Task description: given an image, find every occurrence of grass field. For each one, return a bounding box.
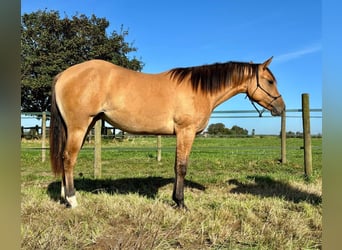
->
[21,136,322,249]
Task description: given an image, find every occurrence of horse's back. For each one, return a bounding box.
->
[56,59,170,91]
[54,60,179,134]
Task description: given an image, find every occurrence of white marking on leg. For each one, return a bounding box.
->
[61,186,65,199]
[66,195,78,208]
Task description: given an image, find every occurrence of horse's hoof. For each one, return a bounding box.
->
[66,195,78,208]
[173,202,188,211]
[180,204,189,211]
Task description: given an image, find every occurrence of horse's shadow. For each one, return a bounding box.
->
[47,175,321,206]
[47,176,206,202]
[228,175,322,205]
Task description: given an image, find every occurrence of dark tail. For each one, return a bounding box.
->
[49,74,66,176]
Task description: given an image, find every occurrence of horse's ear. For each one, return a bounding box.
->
[261,56,273,69]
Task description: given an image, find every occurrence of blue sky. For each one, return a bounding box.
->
[21,0,322,135]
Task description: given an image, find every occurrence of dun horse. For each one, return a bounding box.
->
[50,57,285,208]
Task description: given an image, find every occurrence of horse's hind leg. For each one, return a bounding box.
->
[62,128,88,208]
[60,172,66,204]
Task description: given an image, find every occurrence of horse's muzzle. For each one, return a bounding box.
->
[270,103,285,116]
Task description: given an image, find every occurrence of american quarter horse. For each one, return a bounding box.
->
[50,57,285,208]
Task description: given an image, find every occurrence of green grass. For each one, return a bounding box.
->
[21,136,322,249]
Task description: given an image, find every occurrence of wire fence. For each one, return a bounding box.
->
[21,108,322,140]
[21,95,322,178]
[20,108,322,160]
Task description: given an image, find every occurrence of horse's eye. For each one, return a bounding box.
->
[268,80,274,85]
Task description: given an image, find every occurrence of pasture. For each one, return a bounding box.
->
[21,136,322,249]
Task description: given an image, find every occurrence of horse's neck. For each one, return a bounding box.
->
[210,84,247,110]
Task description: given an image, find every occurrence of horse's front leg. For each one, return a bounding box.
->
[172,127,196,209]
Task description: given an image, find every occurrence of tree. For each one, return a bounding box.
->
[207,123,248,136]
[230,125,248,136]
[207,123,226,135]
[286,131,296,138]
[21,10,144,112]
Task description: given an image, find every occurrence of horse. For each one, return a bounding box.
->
[49,57,285,208]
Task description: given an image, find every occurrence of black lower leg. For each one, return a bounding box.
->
[172,163,187,209]
[172,188,184,207]
[63,168,76,208]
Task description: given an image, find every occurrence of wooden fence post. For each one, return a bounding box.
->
[157,135,162,162]
[94,119,102,178]
[281,110,286,164]
[302,93,312,178]
[41,111,46,162]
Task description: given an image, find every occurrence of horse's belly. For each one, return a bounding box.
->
[103,111,175,135]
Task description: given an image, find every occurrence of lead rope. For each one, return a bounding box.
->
[246,65,266,117]
[250,98,266,117]
[245,94,265,117]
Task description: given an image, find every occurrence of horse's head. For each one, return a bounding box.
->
[247,57,285,116]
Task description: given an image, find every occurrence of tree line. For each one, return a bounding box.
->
[21,10,144,112]
[207,123,248,136]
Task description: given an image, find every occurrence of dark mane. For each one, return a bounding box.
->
[169,61,258,93]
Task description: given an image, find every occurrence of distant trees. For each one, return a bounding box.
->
[207,123,248,136]
[280,131,322,138]
[285,131,303,138]
[205,124,322,138]
[207,123,226,135]
[21,10,144,112]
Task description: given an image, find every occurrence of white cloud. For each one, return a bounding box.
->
[274,43,321,63]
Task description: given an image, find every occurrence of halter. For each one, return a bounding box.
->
[246,66,282,117]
